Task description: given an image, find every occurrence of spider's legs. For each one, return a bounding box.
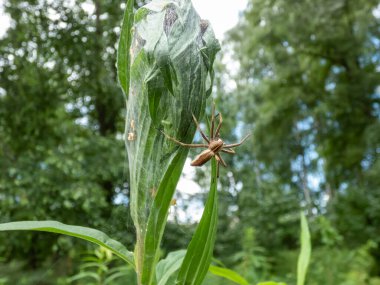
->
[216,153,227,167]
[215,153,227,178]
[161,131,208,148]
[221,148,235,154]
[214,112,223,138]
[210,102,215,139]
[224,134,251,148]
[214,158,220,178]
[192,114,210,143]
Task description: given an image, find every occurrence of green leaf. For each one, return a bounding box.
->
[297,213,311,285]
[0,221,134,267]
[105,270,132,285]
[68,271,101,283]
[123,0,220,284]
[257,281,286,285]
[156,250,186,285]
[79,262,108,271]
[176,158,219,285]
[117,0,134,97]
[209,265,249,285]
[141,149,188,284]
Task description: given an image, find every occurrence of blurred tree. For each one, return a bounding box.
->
[233,227,270,282]
[228,0,380,200]
[0,0,147,270]
[227,0,380,246]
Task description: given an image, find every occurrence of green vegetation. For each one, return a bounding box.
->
[67,247,135,284]
[0,0,379,284]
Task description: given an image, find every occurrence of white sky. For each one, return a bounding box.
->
[0,0,247,39]
[0,0,247,222]
[192,0,247,40]
[0,1,10,37]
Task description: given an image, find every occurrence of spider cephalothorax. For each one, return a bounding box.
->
[162,104,250,177]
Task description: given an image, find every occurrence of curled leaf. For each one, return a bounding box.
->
[118,0,220,284]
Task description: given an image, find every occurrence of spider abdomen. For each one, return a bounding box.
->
[191,149,215,166]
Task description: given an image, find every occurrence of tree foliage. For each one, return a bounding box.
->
[0,0,150,267]
[229,0,380,188]
[226,0,380,248]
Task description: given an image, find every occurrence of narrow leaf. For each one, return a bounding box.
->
[209,266,249,285]
[117,0,134,97]
[156,250,186,285]
[104,270,132,285]
[297,213,311,285]
[141,149,188,284]
[68,272,101,282]
[257,281,286,285]
[176,158,218,285]
[0,221,134,267]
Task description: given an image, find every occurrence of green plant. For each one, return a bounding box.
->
[67,246,135,285]
[201,212,311,285]
[233,227,270,282]
[0,257,68,285]
[306,241,379,285]
[0,0,228,284]
[0,257,7,285]
[254,212,311,285]
[316,216,343,247]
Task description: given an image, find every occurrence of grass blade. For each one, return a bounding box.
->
[176,158,218,285]
[209,265,249,285]
[257,281,286,285]
[297,213,311,285]
[0,221,134,267]
[142,150,188,284]
[117,0,134,97]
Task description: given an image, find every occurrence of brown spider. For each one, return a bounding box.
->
[162,104,250,177]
